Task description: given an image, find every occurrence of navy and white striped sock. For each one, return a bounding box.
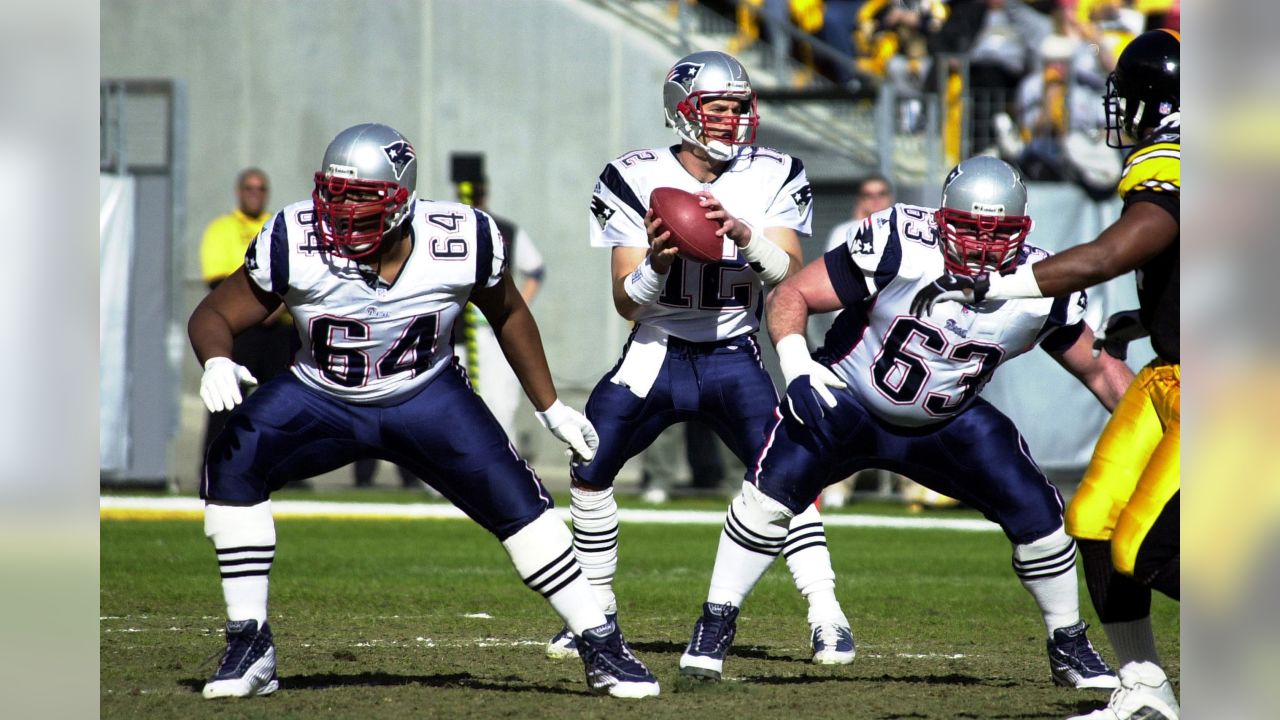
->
[503,511,605,636]
[708,483,792,608]
[1012,527,1081,636]
[569,486,619,615]
[783,504,846,625]
[204,501,275,626]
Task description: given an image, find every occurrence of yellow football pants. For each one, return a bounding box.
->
[1066,362,1180,576]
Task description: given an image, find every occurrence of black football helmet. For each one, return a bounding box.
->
[1104,29,1180,148]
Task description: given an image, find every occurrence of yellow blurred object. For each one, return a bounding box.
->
[944,68,963,166]
[901,478,960,511]
[1066,363,1179,578]
[734,0,763,51]
[791,0,824,34]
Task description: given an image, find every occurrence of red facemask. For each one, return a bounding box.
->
[676,92,759,147]
[935,208,1033,276]
[311,173,410,259]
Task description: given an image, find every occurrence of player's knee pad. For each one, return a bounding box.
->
[721,482,792,558]
[736,482,794,531]
[1012,526,1077,581]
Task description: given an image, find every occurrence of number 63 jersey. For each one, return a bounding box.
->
[245,198,505,404]
[817,203,1088,428]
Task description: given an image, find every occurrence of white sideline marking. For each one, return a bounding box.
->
[100,496,998,532]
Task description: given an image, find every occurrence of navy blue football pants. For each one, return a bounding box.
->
[754,392,1064,544]
[572,335,780,488]
[201,366,552,540]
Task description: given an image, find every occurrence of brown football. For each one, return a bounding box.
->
[649,186,728,264]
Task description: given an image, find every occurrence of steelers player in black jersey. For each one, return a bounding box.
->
[911,29,1181,720]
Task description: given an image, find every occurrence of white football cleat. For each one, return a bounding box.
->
[810,622,856,665]
[1067,661,1179,720]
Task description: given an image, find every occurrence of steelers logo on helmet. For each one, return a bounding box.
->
[936,156,1033,276]
[311,123,418,259]
[663,51,758,161]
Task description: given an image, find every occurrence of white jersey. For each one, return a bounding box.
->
[818,203,1087,427]
[589,145,813,342]
[246,198,505,404]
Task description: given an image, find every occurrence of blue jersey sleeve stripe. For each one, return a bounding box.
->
[600,164,646,218]
[874,209,903,291]
[823,247,869,307]
[474,209,496,286]
[269,212,289,295]
[1047,293,1071,327]
[785,156,805,185]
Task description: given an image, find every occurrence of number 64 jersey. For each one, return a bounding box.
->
[817,203,1088,428]
[245,198,505,404]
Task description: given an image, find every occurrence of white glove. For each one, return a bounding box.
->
[776,334,846,410]
[535,400,599,463]
[199,357,259,413]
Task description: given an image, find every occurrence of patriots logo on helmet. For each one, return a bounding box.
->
[382,141,416,181]
[666,62,704,90]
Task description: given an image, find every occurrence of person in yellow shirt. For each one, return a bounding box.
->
[198,168,296,461]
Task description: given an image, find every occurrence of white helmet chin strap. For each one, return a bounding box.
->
[678,125,738,162]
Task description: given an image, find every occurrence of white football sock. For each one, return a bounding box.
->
[708,483,793,607]
[1012,526,1081,636]
[204,501,275,625]
[568,485,619,615]
[1104,616,1161,666]
[783,504,847,625]
[502,510,606,636]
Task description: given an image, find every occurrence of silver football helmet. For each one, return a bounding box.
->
[663,50,758,161]
[312,123,418,259]
[937,156,1033,276]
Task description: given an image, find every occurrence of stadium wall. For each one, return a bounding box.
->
[101,0,1142,485]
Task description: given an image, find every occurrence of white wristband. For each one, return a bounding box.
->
[534,399,567,429]
[622,256,667,306]
[986,263,1044,300]
[739,230,792,285]
[774,334,812,387]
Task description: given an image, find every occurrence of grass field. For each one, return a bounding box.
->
[101,503,1179,719]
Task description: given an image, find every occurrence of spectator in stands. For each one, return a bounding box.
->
[198,169,295,466]
[996,32,1119,194]
[824,173,895,257]
[930,0,1050,155]
[819,0,865,87]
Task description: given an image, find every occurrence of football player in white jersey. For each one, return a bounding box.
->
[189,123,659,699]
[676,156,1134,690]
[545,50,855,668]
